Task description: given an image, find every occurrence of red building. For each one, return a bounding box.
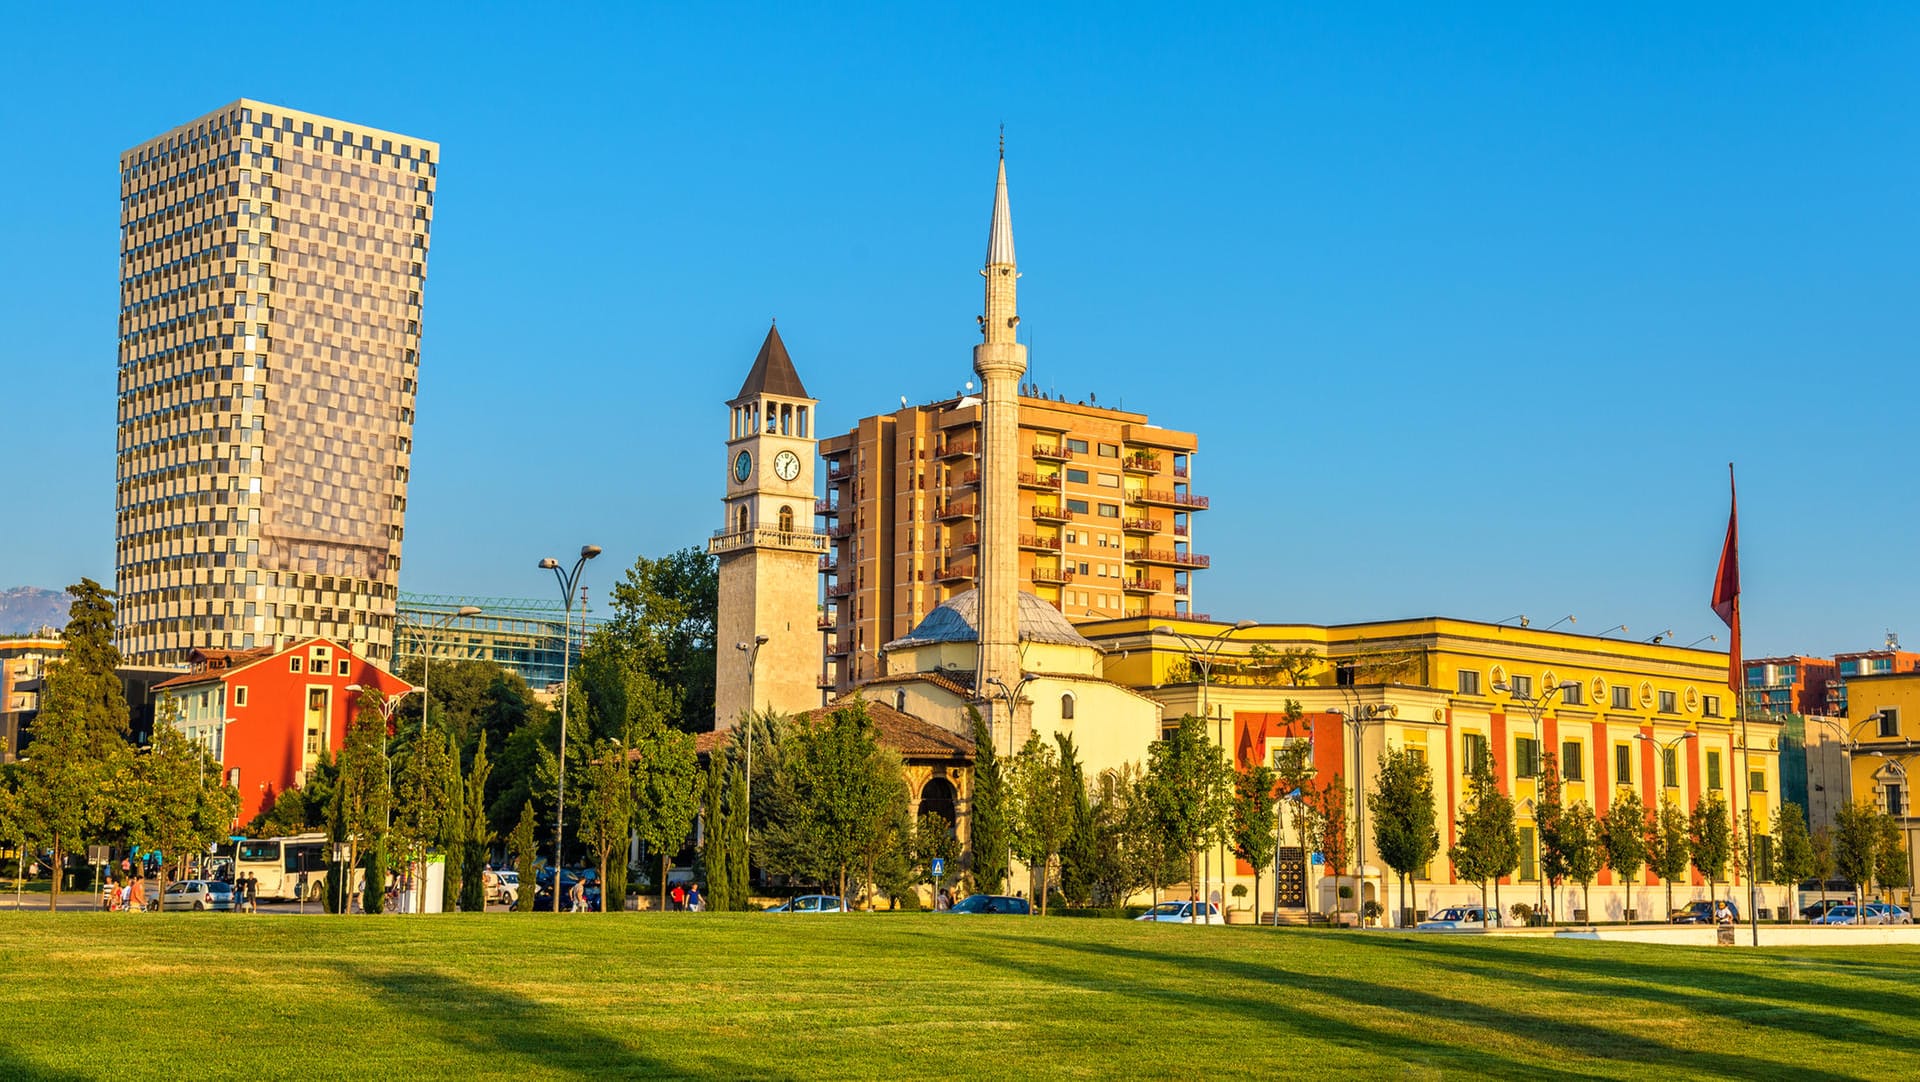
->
[155,638,412,824]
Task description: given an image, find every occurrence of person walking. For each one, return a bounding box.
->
[128,874,146,913]
[670,883,686,912]
[687,883,703,913]
[568,877,586,913]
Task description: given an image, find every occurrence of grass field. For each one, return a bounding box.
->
[1,913,1915,1080]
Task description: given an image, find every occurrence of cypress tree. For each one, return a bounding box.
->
[459,735,493,913]
[509,799,539,912]
[967,707,1009,894]
[701,752,730,912]
[726,761,750,908]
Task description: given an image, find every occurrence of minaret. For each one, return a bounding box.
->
[973,143,1027,704]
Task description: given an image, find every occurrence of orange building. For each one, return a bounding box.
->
[818,392,1205,693]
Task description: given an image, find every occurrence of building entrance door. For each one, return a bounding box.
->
[1275,847,1306,908]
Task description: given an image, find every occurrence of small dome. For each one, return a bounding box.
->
[885,589,1098,651]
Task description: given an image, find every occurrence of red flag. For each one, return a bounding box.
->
[1710,464,1740,692]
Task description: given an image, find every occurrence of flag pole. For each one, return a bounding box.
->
[1738,595,1758,946]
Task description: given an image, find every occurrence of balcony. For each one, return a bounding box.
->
[816,614,835,630]
[1121,516,1162,534]
[1128,605,1211,623]
[949,532,979,551]
[827,579,853,598]
[1033,443,1073,462]
[1173,465,1189,480]
[815,499,838,517]
[950,469,980,488]
[827,638,851,656]
[1174,583,1191,597]
[818,555,836,572]
[826,459,850,479]
[708,526,830,557]
[938,561,976,583]
[1128,548,1211,569]
[937,499,977,521]
[1122,577,1161,593]
[1018,533,1059,552]
[1032,504,1074,523]
[1031,566,1075,586]
[938,438,978,460]
[1121,453,1161,474]
[1129,489,1210,510]
[1018,470,1060,489]
[1173,523,1190,538]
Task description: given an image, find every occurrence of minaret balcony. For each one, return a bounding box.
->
[1032,443,1073,462]
[1128,548,1211,569]
[1121,516,1162,534]
[1018,533,1059,552]
[1031,567,1075,586]
[1121,453,1162,474]
[1017,470,1060,489]
[1031,505,1074,524]
[1128,489,1210,510]
[1121,576,1161,594]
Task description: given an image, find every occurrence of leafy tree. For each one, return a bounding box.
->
[915,810,962,892]
[1771,802,1814,921]
[458,735,493,913]
[1534,752,1568,920]
[577,738,634,912]
[394,657,509,750]
[1009,732,1075,915]
[1809,823,1836,915]
[1647,796,1691,918]
[631,722,703,910]
[1371,746,1438,929]
[1874,810,1910,894]
[338,689,393,914]
[112,723,238,911]
[698,751,732,912]
[1087,766,1152,906]
[588,547,718,734]
[1448,758,1505,928]
[393,726,457,914]
[1560,801,1602,923]
[1054,735,1096,907]
[508,799,539,912]
[965,707,1009,894]
[1600,791,1649,920]
[1144,715,1234,921]
[1834,800,1906,904]
[856,746,912,908]
[1688,792,1733,912]
[16,579,131,909]
[1304,774,1352,917]
[1232,764,1279,926]
[761,703,901,903]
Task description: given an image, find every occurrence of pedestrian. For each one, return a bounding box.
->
[119,880,131,912]
[245,873,258,913]
[569,877,585,913]
[688,883,703,912]
[129,874,146,912]
[670,882,686,911]
[102,876,116,912]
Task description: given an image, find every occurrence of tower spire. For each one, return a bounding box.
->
[973,142,1028,739]
[986,148,1016,270]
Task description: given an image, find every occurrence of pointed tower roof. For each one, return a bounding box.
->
[734,323,809,400]
[986,153,1016,268]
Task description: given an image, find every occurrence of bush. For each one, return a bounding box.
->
[1509,902,1533,925]
[1361,900,1383,922]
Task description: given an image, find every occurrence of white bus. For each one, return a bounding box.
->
[234,833,332,901]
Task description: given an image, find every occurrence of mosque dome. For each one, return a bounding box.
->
[885,589,1099,651]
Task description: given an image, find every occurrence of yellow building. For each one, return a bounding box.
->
[1085,615,1783,924]
[1837,671,1920,904]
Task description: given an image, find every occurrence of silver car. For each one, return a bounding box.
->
[1135,901,1225,924]
[1417,906,1500,930]
[163,879,235,911]
[765,895,847,913]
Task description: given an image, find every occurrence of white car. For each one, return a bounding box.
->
[765,895,848,913]
[1135,901,1225,925]
[484,868,519,907]
[1417,906,1500,930]
[163,879,235,911]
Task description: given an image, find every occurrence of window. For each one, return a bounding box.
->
[1457,670,1480,696]
[1509,675,1533,698]
[895,690,907,712]
[305,725,322,755]
[1703,695,1721,718]
[1888,783,1905,817]
[1067,499,1090,514]
[1749,770,1767,793]
[1614,744,1632,784]
[1560,682,1584,706]
[1515,736,1540,778]
[1611,686,1632,710]
[234,686,248,707]
[1097,503,1119,518]
[1661,747,1678,788]
[1706,751,1722,791]
[289,656,302,673]
[1060,693,1076,720]
[1880,709,1902,737]
[1561,741,1582,781]
[1098,473,1120,488]
[1658,690,1677,714]
[736,505,748,533]
[1067,438,1089,453]
[1463,733,1490,776]
[778,505,795,532]
[1518,827,1537,881]
[1097,443,1119,457]
[337,659,350,676]
[307,688,327,712]
[1066,468,1089,484]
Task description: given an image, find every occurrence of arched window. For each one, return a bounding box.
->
[919,777,958,828]
[778,505,794,533]
[895,689,907,712]
[1060,692,1076,720]
[736,505,749,534]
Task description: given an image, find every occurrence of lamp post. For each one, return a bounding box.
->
[1327,700,1390,926]
[1805,713,1889,822]
[735,634,769,851]
[1493,678,1579,923]
[537,544,601,913]
[403,605,481,737]
[1153,620,1258,922]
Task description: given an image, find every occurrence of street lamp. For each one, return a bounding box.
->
[1153,620,1258,923]
[401,605,481,737]
[735,635,770,852]
[1494,677,1580,922]
[537,544,601,913]
[1327,700,1393,926]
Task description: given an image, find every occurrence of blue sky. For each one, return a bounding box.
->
[2,3,1915,657]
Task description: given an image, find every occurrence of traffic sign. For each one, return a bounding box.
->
[930,858,946,878]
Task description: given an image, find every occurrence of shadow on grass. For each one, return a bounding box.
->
[0,1048,97,1081]
[1362,935,1920,1056]
[998,931,1862,1080]
[324,960,753,1078]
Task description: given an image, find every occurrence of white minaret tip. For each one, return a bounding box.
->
[986,154,1016,268]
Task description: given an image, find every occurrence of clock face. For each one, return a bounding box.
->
[774,450,801,482]
[733,450,752,484]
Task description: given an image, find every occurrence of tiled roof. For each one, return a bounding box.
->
[695,696,974,762]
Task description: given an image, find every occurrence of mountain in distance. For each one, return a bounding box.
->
[0,587,70,636]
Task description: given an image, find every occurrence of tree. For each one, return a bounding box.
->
[1304,774,1351,918]
[1009,732,1075,915]
[1087,766,1153,907]
[1561,801,1601,923]
[1809,824,1836,916]
[577,738,635,912]
[1369,745,1437,929]
[1834,800,1905,904]
[1874,811,1910,895]
[508,799,539,912]
[1054,735,1096,907]
[437,731,466,913]
[111,723,237,911]
[698,751,732,913]
[587,547,719,734]
[915,811,962,895]
[761,703,898,903]
[1448,758,1505,928]
[724,754,750,908]
[1771,802,1814,921]
[1144,715,1234,922]
[1600,791,1649,920]
[1647,796,1691,918]
[1232,764,1279,926]
[338,689,393,915]
[1688,793,1733,912]
[458,735,494,913]
[1534,752,1568,922]
[16,579,132,909]
[965,707,1009,894]
[630,722,703,911]
[393,726,456,914]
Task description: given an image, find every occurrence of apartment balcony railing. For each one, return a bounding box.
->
[1031,567,1075,586]
[1172,465,1190,479]
[1031,505,1074,523]
[1017,470,1060,489]
[1032,443,1073,462]
[1122,577,1161,593]
[1121,516,1162,534]
[816,614,835,630]
[937,500,977,521]
[1128,489,1210,510]
[1128,548,1211,568]
[827,579,853,598]
[1121,453,1161,474]
[1018,533,1060,551]
[938,562,976,583]
[938,439,978,459]
[1127,605,1210,623]
[950,469,980,488]
[949,532,979,550]
[1173,523,1190,538]
[1173,583,1191,597]
[815,499,838,517]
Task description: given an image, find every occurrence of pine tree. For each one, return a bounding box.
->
[509,799,539,912]
[726,762,750,908]
[459,734,493,913]
[965,707,1009,894]
[700,751,730,912]
[1054,735,1096,907]
[438,731,465,912]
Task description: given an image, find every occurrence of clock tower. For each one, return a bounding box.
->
[710,323,827,727]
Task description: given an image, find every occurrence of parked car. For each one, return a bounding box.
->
[764,895,848,913]
[1135,900,1225,925]
[1801,898,1850,921]
[483,868,519,907]
[163,879,235,912]
[534,867,597,889]
[1670,900,1739,925]
[1416,906,1500,930]
[1812,902,1911,926]
[947,894,1030,915]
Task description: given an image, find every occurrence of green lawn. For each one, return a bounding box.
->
[1,913,1914,1080]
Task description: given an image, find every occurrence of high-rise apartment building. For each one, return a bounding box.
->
[116,100,437,666]
[818,393,1205,693]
